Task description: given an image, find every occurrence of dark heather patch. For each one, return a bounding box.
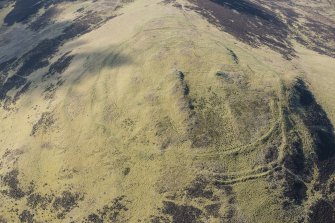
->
[226,48,239,64]
[186,177,213,199]
[209,0,279,21]
[4,0,44,25]
[0,57,17,84]
[162,0,176,4]
[87,214,103,223]
[0,38,57,101]
[123,167,130,176]
[162,201,203,223]
[4,0,77,26]
[43,79,64,100]
[0,216,8,223]
[29,7,61,31]
[27,193,53,210]
[151,215,171,223]
[294,23,335,58]
[215,71,230,80]
[84,196,129,222]
[309,200,335,223]
[283,174,307,205]
[161,0,182,9]
[188,0,294,58]
[76,7,84,13]
[176,71,194,110]
[52,191,84,218]
[0,0,11,10]
[265,146,278,163]
[13,81,31,103]
[0,74,26,100]
[43,52,74,79]
[1,169,25,199]
[31,112,55,136]
[15,39,56,77]
[176,71,190,97]
[213,184,234,197]
[204,203,221,217]
[0,12,108,102]
[290,79,335,183]
[19,210,34,223]
[244,0,335,58]
[283,133,306,176]
[256,0,335,58]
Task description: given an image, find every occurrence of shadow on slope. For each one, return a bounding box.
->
[3,0,78,26]
[0,6,123,106]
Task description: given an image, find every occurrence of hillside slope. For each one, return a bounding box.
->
[0,0,334,222]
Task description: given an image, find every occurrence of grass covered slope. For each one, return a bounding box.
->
[0,0,335,222]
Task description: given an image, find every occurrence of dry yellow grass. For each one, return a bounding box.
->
[0,0,334,222]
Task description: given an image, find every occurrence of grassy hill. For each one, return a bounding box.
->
[0,0,334,222]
